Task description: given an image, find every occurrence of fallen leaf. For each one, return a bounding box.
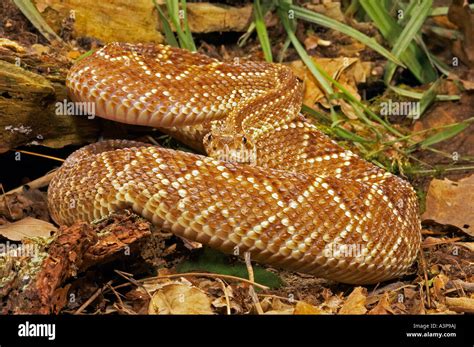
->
[368,292,393,315]
[261,297,294,314]
[320,293,344,313]
[35,0,54,13]
[339,287,367,314]
[0,217,56,241]
[422,174,474,236]
[294,301,324,314]
[148,283,214,315]
[288,57,369,119]
[305,2,346,22]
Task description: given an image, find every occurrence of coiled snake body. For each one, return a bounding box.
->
[48,43,421,284]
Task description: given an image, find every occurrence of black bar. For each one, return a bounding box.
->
[0,314,471,345]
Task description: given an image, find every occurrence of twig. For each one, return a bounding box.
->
[6,169,57,195]
[115,272,269,290]
[418,250,432,309]
[146,135,160,146]
[0,184,13,219]
[422,237,463,248]
[257,293,295,302]
[12,149,64,162]
[216,279,231,315]
[74,280,113,314]
[106,283,138,314]
[245,252,264,314]
[114,270,153,299]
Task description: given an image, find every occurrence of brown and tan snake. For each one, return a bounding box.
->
[48,43,421,284]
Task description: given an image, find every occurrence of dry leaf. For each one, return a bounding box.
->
[288,57,368,119]
[0,217,56,241]
[261,297,294,314]
[294,301,324,314]
[305,2,345,22]
[339,287,367,314]
[368,293,393,315]
[320,293,344,313]
[148,283,213,315]
[422,174,474,236]
[34,0,54,13]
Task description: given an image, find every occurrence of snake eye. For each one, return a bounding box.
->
[207,134,212,141]
[242,136,247,144]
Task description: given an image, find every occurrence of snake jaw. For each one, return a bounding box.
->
[203,132,257,165]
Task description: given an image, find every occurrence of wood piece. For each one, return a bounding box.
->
[31,0,252,45]
[0,48,101,151]
[0,211,155,314]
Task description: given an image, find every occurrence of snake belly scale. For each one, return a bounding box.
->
[48,43,421,284]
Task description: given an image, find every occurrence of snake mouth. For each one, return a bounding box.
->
[215,146,257,165]
[203,133,257,165]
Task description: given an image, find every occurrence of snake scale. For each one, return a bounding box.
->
[48,43,421,284]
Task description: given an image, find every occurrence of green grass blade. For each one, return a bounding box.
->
[254,0,273,62]
[153,0,179,47]
[238,1,274,47]
[419,121,472,149]
[384,0,433,84]
[180,0,197,51]
[408,78,440,119]
[279,10,404,138]
[389,85,460,101]
[333,126,373,143]
[279,3,405,67]
[302,105,373,143]
[13,0,64,45]
[278,9,333,95]
[165,0,195,51]
[359,0,437,83]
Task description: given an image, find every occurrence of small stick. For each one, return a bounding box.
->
[107,282,129,313]
[6,169,57,195]
[245,252,264,314]
[74,280,113,314]
[418,250,432,309]
[216,278,231,315]
[0,184,13,219]
[12,149,64,163]
[114,270,153,299]
[114,271,269,290]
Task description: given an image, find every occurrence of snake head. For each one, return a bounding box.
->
[203,131,257,165]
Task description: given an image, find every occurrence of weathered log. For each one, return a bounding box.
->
[31,0,252,44]
[0,43,103,152]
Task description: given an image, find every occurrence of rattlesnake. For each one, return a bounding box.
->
[48,43,421,284]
